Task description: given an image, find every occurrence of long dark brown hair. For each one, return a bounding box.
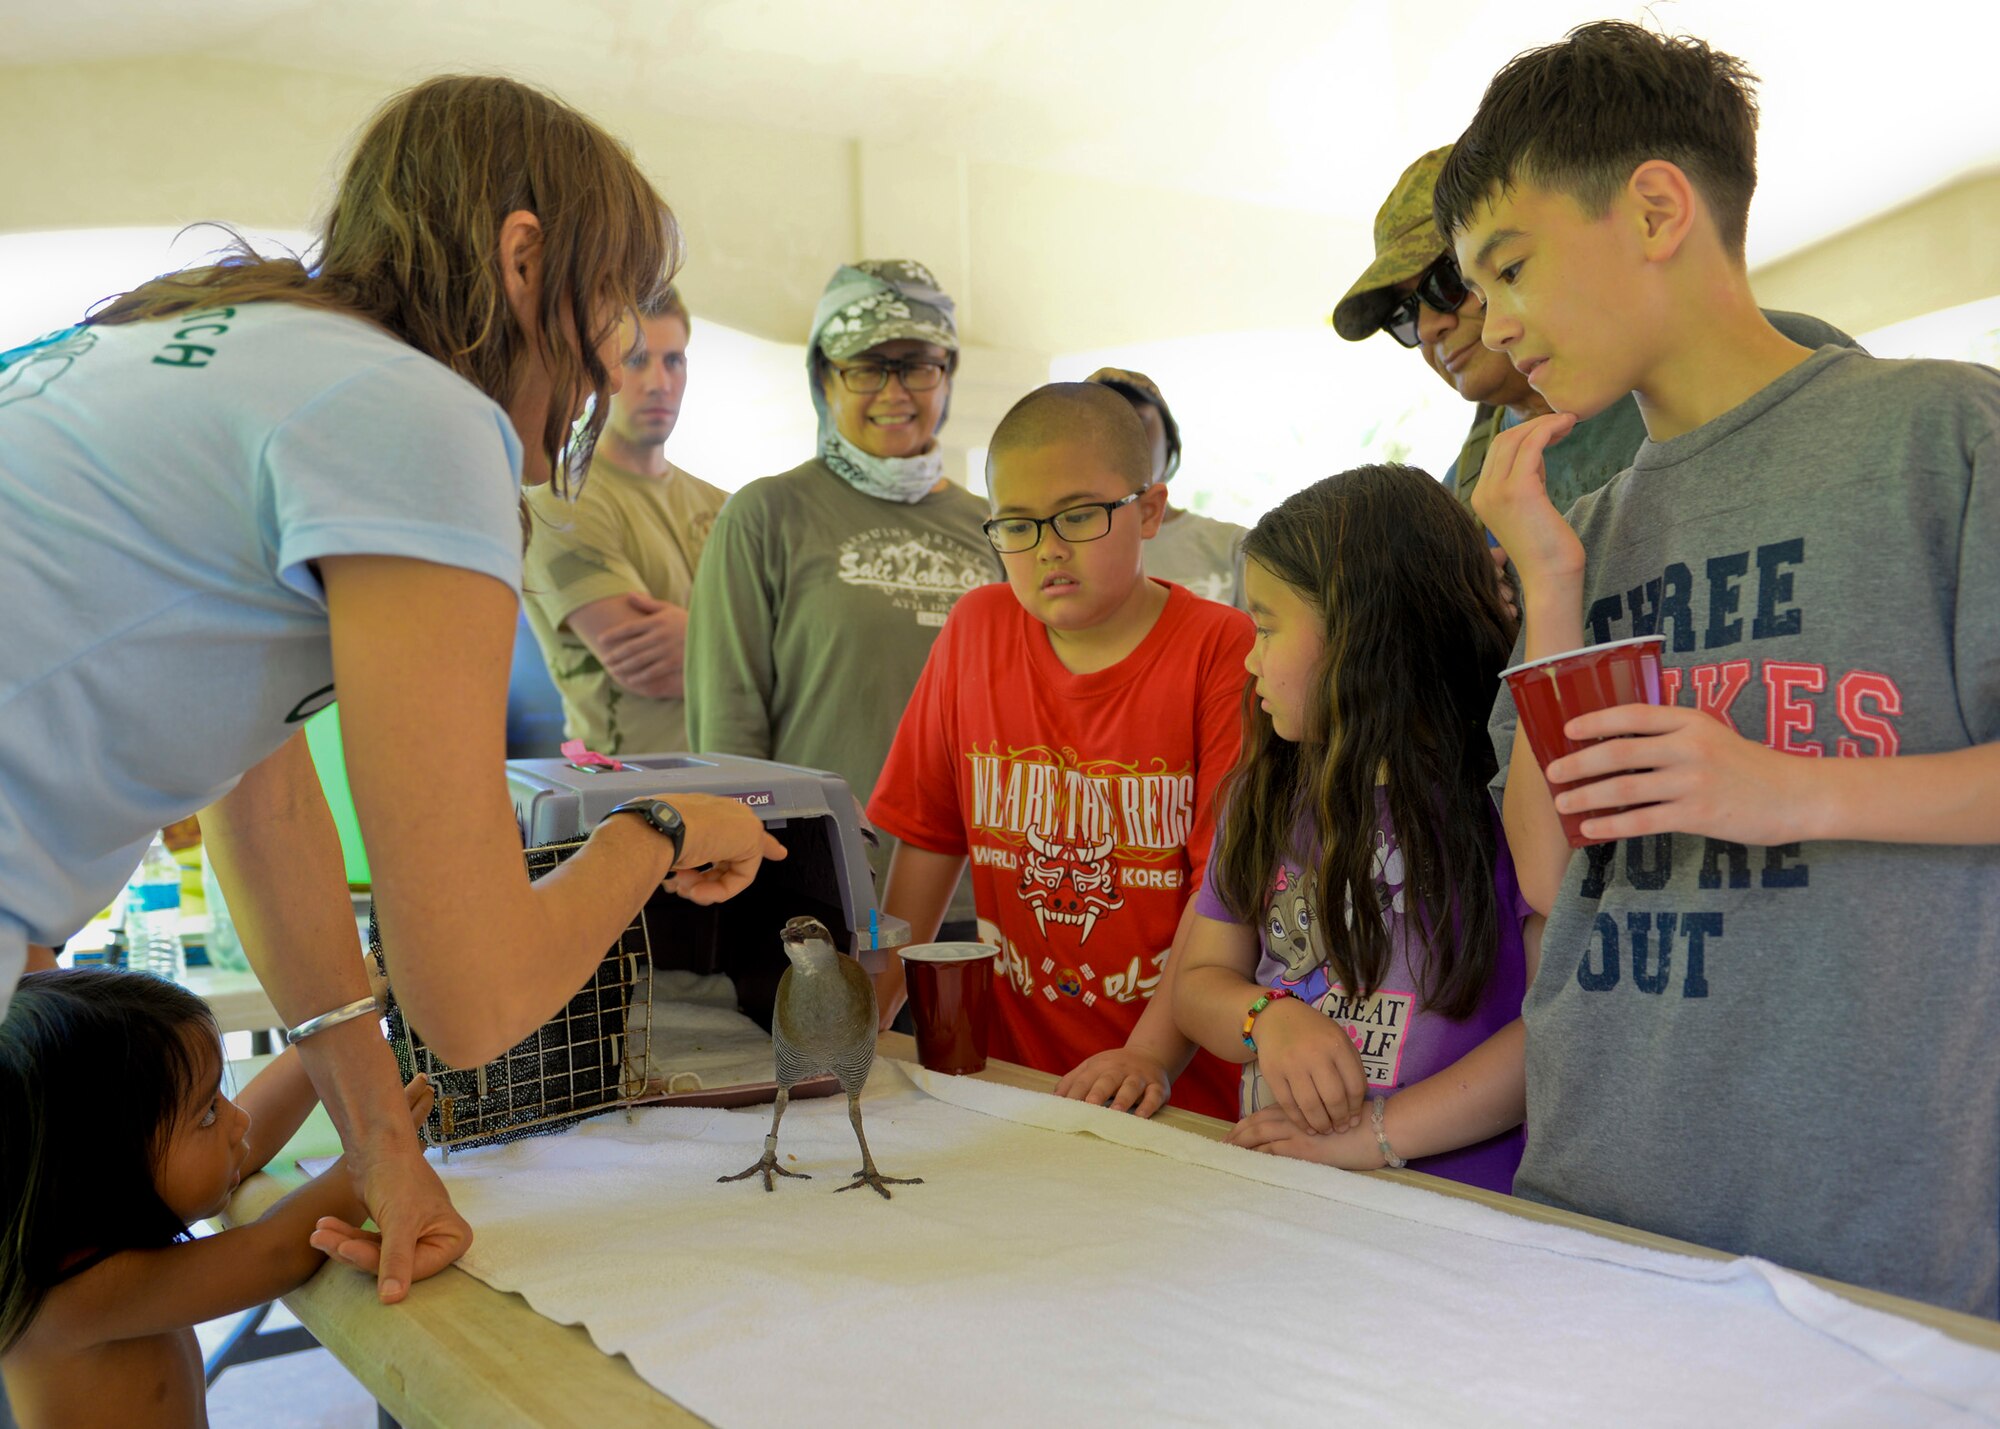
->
[0,970,219,1354]
[87,75,681,498]
[1213,465,1516,1018]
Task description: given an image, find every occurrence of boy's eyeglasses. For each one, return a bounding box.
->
[982,492,1142,554]
[1382,252,1472,348]
[828,358,949,393]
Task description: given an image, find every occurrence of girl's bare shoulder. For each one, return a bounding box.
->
[3,1322,204,1429]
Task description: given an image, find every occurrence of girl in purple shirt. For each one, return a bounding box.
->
[1174,464,1540,1194]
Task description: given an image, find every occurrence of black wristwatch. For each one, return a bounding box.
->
[606,798,687,869]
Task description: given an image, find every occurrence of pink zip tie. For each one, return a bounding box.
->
[560,740,625,771]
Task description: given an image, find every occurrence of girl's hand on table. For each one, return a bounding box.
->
[1055,1047,1171,1117]
[1226,1105,1385,1170]
[1249,998,1368,1136]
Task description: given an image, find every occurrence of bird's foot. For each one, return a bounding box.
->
[835,1168,924,1200]
[718,1153,810,1192]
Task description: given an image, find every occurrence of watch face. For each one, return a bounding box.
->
[612,799,681,840]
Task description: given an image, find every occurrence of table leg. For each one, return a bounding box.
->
[203,1300,320,1386]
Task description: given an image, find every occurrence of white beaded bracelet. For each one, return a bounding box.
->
[285,995,385,1045]
[1370,1095,1407,1169]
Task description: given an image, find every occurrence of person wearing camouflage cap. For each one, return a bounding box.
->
[1084,366,1246,607]
[683,259,998,946]
[1336,146,1855,513]
[1333,145,1549,500]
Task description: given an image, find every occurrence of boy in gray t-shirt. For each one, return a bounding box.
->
[1435,23,2000,1316]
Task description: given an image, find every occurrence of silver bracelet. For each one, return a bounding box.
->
[1370,1094,1407,1169]
[285,995,385,1045]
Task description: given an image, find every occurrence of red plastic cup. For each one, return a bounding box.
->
[898,942,999,1075]
[1502,635,1667,849]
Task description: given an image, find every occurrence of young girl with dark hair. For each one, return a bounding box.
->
[0,969,430,1426]
[1173,464,1541,1192]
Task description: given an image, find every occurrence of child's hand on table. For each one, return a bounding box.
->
[1249,999,1368,1135]
[1056,1047,1171,1117]
[1226,1105,1386,1170]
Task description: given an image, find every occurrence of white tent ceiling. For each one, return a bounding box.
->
[2,0,1995,266]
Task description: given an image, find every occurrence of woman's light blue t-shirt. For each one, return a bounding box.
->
[0,302,525,1007]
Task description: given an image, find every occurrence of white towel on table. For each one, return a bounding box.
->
[627,970,779,1092]
[434,1059,2000,1428]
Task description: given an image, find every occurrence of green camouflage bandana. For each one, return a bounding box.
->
[809,260,958,504]
[810,259,958,361]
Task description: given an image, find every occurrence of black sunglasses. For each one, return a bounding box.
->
[1381,252,1472,348]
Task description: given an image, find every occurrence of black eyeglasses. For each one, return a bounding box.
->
[982,492,1142,554]
[828,357,949,393]
[1381,252,1472,348]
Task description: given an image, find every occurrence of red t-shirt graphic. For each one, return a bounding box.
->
[871,580,1252,1118]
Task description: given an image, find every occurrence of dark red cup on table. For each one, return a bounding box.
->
[1502,635,1668,849]
[897,942,1000,1075]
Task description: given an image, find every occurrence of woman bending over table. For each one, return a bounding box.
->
[0,75,782,1302]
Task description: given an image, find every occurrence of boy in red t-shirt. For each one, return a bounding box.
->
[869,383,1251,1119]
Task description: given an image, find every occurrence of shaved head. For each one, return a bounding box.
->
[987,382,1154,494]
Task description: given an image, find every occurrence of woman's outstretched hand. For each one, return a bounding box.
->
[659,792,789,904]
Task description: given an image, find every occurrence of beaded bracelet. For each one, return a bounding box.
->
[1370,1095,1407,1169]
[1239,987,1293,1050]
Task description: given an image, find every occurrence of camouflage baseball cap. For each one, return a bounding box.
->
[1330,144,1454,342]
[810,259,958,362]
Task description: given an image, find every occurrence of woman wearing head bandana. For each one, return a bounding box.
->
[684,261,999,937]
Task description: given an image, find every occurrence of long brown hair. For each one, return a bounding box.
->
[88,75,681,496]
[1213,465,1516,1019]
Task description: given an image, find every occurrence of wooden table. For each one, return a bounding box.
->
[226,1033,2000,1428]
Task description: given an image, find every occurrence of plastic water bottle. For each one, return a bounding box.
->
[126,833,186,982]
[199,842,251,972]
